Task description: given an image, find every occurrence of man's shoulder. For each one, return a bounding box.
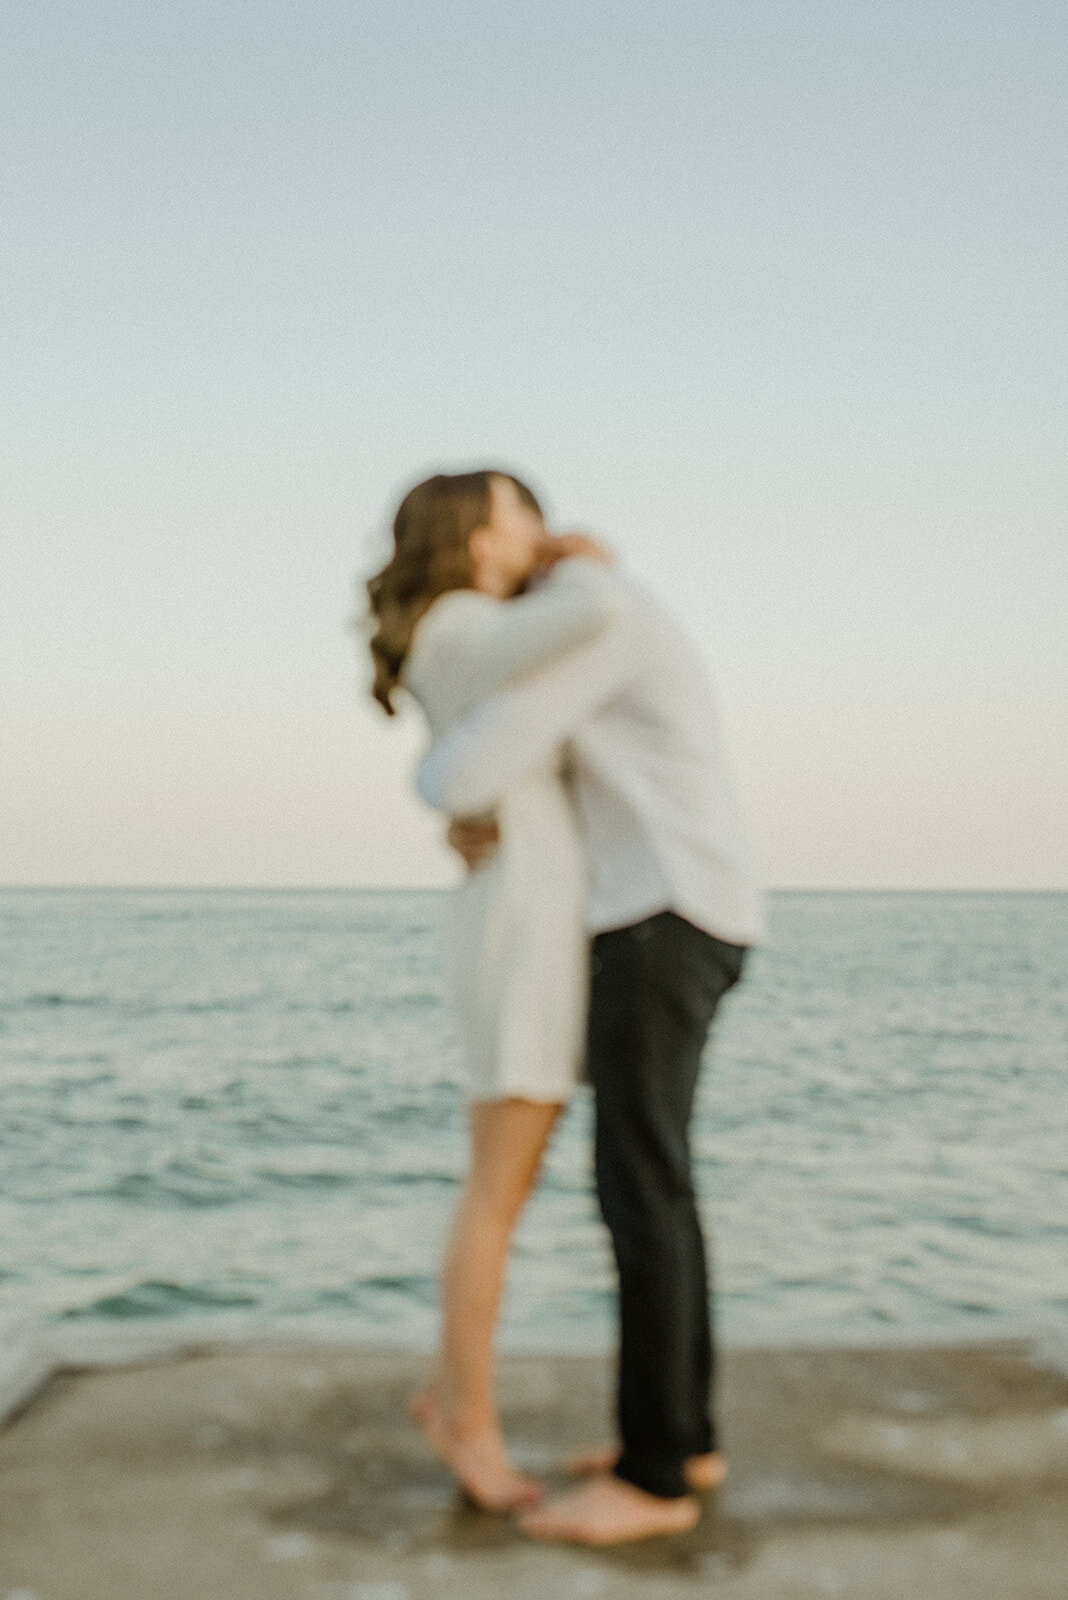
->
[609,573,701,666]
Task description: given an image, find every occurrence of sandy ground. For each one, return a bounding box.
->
[1,1337,1066,1599]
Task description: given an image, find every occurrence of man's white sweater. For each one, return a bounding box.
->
[417,561,765,948]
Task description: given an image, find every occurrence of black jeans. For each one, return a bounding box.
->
[587,911,746,1500]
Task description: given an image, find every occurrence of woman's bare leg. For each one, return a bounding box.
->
[412,1096,564,1510]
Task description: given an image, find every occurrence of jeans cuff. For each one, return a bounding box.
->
[614,1453,690,1501]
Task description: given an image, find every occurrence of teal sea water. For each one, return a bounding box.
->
[1,889,1065,1344]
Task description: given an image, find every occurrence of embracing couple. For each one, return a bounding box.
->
[364,469,764,1545]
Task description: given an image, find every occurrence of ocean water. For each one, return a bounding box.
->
[1,889,1065,1345]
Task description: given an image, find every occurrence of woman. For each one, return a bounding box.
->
[365,469,620,1510]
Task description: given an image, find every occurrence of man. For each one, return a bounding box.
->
[417,547,764,1544]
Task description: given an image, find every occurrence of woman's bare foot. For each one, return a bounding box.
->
[409,1387,543,1512]
[518,1474,699,1545]
[564,1442,727,1492]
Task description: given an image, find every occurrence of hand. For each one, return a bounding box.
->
[535,530,615,569]
[447,816,501,872]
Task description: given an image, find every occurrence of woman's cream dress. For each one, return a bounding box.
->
[402,558,620,1103]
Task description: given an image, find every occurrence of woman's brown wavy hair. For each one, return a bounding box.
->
[365,470,542,715]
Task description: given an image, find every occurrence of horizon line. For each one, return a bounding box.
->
[1,884,1064,897]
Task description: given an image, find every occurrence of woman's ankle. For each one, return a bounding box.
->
[417,1377,497,1441]
[440,1394,500,1441]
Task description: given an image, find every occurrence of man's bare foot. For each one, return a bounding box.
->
[517,1473,699,1545]
[564,1443,727,1492]
[409,1387,543,1512]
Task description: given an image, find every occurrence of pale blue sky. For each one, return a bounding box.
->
[3,0,1066,887]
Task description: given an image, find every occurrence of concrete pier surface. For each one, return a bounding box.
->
[1,1333,1066,1599]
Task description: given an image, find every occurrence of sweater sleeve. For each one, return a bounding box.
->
[416,609,637,815]
[409,556,624,717]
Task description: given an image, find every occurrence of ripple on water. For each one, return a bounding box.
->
[59,1279,267,1319]
[0,889,1065,1340]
